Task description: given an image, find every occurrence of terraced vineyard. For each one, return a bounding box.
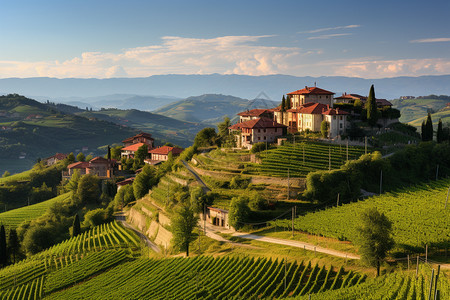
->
[295,264,449,300]
[0,221,139,299]
[259,141,366,177]
[272,179,450,249]
[0,193,72,228]
[46,256,359,299]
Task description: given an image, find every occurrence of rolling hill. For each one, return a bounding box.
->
[154,94,277,124]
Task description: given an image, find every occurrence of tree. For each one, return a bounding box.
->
[133,164,157,199]
[76,152,85,162]
[76,174,100,204]
[66,152,75,164]
[286,95,291,109]
[280,96,286,113]
[8,228,20,264]
[320,120,330,138]
[0,225,7,266]
[111,146,123,160]
[357,208,394,276]
[217,116,231,138]
[134,144,149,167]
[366,85,378,127]
[424,113,433,141]
[228,196,251,230]
[437,119,443,143]
[194,128,217,147]
[171,204,199,256]
[72,214,81,237]
[2,171,10,178]
[85,154,93,161]
[421,120,427,141]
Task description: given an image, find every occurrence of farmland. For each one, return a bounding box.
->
[0,193,72,228]
[259,141,367,177]
[272,178,450,250]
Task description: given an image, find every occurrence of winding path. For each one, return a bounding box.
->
[181,160,211,193]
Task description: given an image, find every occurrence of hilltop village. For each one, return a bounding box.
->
[0,85,448,299]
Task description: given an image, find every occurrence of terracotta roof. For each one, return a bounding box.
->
[149,146,184,155]
[237,109,271,117]
[116,177,135,186]
[208,206,229,214]
[122,132,154,143]
[67,162,90,169]
[121,142,147,152]
[287,86,334,95]
[45,153,67,160]
[229,117,286,130]
[375,98,392,106]
[89,156,109,163]
[335,93,366,100]
[322,107,350,115]
[288,103,328,114]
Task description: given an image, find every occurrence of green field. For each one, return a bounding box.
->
[259,141,367,177]
[295,264,449,300]
[0,193,72,228]
[46,256,358,299]
[272,178,450,250]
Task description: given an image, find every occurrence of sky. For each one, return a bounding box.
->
[0,0,449,79]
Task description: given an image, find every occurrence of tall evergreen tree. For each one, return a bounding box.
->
[286,95,291,109]
[421,121,427,141]
[0,225,7,266]
[424,113,433,141]
[436,119,443,143]
[366,85,378,127]
[8,229,20,264]
[280,96,286,113]
[72,214,81,237]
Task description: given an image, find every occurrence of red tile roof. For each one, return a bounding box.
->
[237,109,271,117]
[149,146,183,155]
[375,98,393,106]
[67,162,90,169]
[229,117,286,130]
[322,107,350,115]
[288,103,328,114]
[121,142,147,152]
[122,132,154,143]
[116,177,135,186]
[335,93,366,100]
[287,86,334,95]
[45,153,67,160]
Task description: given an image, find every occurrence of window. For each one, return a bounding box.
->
[258,137,260,140]
[264,136,266,140]
[258,129,260,133]
[275,128,278,132]
[340,123,343,128]
[339,116,343,120]
[263,129,266,133]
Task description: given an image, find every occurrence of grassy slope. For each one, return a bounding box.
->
[391,98,450,124]
[275,179,450,250]
[154,94,272,124]
[0,192,72,228]
[0,95,138,174]
[76,108,205,147]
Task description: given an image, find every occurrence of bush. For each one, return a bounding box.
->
[229,175,250,189]
[83,208,112,228]
[251,142,266,154]
[228,196,251,230]
[248,192,267,210]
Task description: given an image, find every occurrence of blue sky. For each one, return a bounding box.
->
[0,0,449,78]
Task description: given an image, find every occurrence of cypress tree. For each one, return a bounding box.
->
[425,113,433,141]
[437,119,443,143]
[0,225,7,266]
[72,214,81,237]
[286,95,291,109]
[280,96,286,113]
[421,121,427,141]
[8,229,20,264]
[366,85,378,127]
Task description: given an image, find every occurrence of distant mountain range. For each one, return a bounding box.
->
[1,74,450,102]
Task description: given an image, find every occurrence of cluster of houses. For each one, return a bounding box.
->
[229,85,394,149]
[46,132,184,182]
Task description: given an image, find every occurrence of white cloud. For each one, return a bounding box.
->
[302,25,360,34]
[326,58,450,78]
[0,35,308,78]
[308,33,352,40]
[410,38,450,43]
[0,35,449,79]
